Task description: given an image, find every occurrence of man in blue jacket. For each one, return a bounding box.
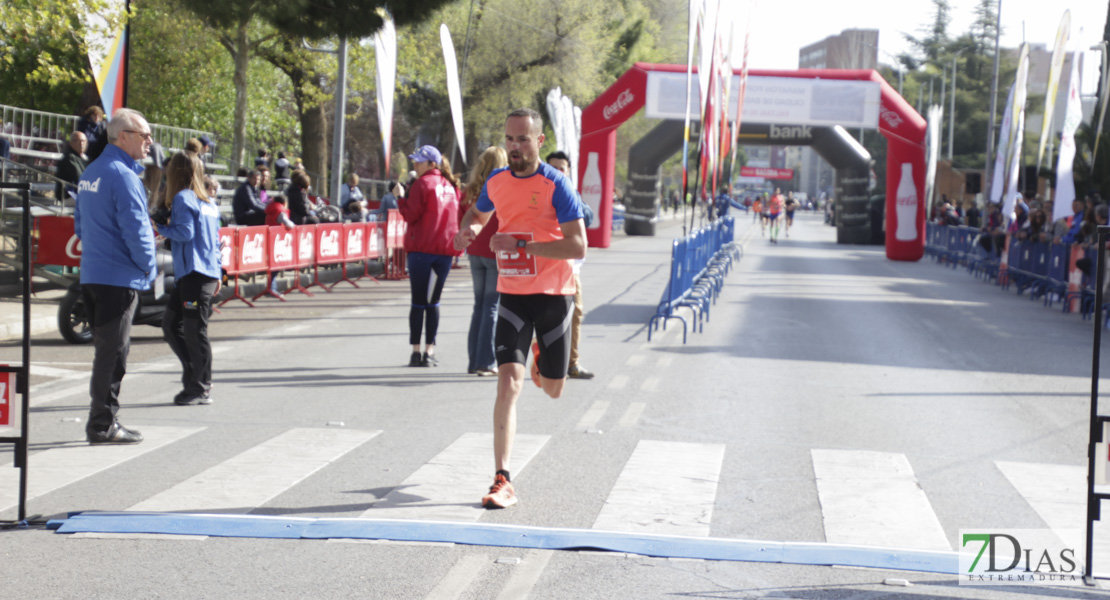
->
[74,108,157,445]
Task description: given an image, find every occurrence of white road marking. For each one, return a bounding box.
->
[607,375,629,390]
[640,377,659,392]
[995,460,1110,575]
[363,432,549,522]
[625,355,645,367]
[618,403,645,428]
[128,428,380,513]
[423,554,489,600]
[593,440,725,537]
[575,401,610,431]
[811,449,950,551]
[0,426,204,514]
[494,550,555,600]
[656,356,673,368]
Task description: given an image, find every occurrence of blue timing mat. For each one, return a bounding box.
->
[52,512,960,574]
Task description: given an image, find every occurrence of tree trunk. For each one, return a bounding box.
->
[301,103,328,196]
[231,19,250,173]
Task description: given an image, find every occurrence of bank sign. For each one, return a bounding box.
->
[960,529,1082,586]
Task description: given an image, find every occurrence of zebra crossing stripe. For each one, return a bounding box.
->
[128,428,380,513]
[593,440,725,537]
[363,432,549,522]
[995,460,1110,575]
[812,449,950,552]
[0,426,204,515]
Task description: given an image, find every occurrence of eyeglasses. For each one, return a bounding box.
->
[123,130,153,141]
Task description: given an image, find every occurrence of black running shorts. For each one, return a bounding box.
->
[495,293,574,379]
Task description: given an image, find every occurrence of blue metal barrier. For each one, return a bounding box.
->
[649,216,741,343]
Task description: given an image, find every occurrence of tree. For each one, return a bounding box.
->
[176,1,282,172]
[0,0,125,114]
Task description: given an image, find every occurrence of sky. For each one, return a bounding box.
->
[741,0,1104,89]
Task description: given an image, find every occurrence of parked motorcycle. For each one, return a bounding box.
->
[57,247,176,344]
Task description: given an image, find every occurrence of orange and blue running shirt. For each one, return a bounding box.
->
[476,163,584,296]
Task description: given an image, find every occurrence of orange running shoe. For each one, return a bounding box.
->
[530,341,542,388]
[481,473,518,509]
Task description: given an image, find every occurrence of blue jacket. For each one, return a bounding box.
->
[157,189,222,280]
[1062,210,1085,244]
[74,144,157,290]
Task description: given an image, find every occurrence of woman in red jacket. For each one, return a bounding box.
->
[399,145,460,367]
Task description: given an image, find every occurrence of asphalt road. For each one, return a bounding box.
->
[1,211,1109,599]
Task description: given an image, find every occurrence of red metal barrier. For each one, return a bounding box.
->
[385,209,407,280]
[287,225,317,297]
[331,222,368,290]
[364,221,384,278]
[252,226,296,302]
[34,216,81,268]
[309,223,344,292]
[219,226,268,307]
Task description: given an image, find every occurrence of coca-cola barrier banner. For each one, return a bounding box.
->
[34,216,82,268]
[580,63,926,260]
[38,221,387,276]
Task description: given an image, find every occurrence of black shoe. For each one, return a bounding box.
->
[567,365,595,379]
[421,352,438,367]
[87,422,143,445]
[174,390,213,406]
[409,351,422,367]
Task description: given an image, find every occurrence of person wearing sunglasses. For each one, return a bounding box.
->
[74,108,158,445]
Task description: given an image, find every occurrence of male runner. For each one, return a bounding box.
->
[455,108,587,509]
[768,188,784,243]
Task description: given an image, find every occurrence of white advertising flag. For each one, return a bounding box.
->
[989,84,1015,205]
[440,24,466,166]
[1036,10,1070,172]
[1055,50,1083,221]
[373,16,397,176]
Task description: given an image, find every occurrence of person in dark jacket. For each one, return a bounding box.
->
[399,145,459,367]
[285,169,319,225]
[73,107,156,445]
[232,170,266,225]
[55,131,88,201]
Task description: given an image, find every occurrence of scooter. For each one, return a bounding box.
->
[57,247,176,344]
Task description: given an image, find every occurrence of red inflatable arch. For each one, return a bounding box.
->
[579,62,927,261]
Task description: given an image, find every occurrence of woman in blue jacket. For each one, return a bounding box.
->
[155,152,222,405]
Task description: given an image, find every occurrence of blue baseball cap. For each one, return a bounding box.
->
[198,134,213,149]
[408,145,441,165]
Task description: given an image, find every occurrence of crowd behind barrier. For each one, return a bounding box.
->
[31,210,410,305]
[648,216,741,343]
[924,222,1104,319]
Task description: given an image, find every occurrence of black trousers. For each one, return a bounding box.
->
[162,272,219,399]
[83,284,138,434]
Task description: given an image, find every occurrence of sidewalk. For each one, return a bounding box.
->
[0,285,68,342]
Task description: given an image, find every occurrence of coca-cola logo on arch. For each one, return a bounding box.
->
[603,89,634,120]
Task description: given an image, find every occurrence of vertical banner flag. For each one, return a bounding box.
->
[925,105,942,212]
[1055,49,1083,222]
[1094,42,1110,168]
[440,24,466,166]
[1037,10,1071,172]
[82,0,129,113]
[374,15,397,176]
[680,0,703,204]
[1003,44,1031,219]
[547,88,581,189]
[989,84,1015,205]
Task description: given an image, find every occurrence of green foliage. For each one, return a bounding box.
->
[129,0,300,151]
[0,0,124,113]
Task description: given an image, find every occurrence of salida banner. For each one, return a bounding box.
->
[739,166,794,180]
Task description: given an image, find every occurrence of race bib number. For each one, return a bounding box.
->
[497,232,537,277]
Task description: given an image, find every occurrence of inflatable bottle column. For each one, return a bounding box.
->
[581,152,602,230]
[894,162,918,241]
